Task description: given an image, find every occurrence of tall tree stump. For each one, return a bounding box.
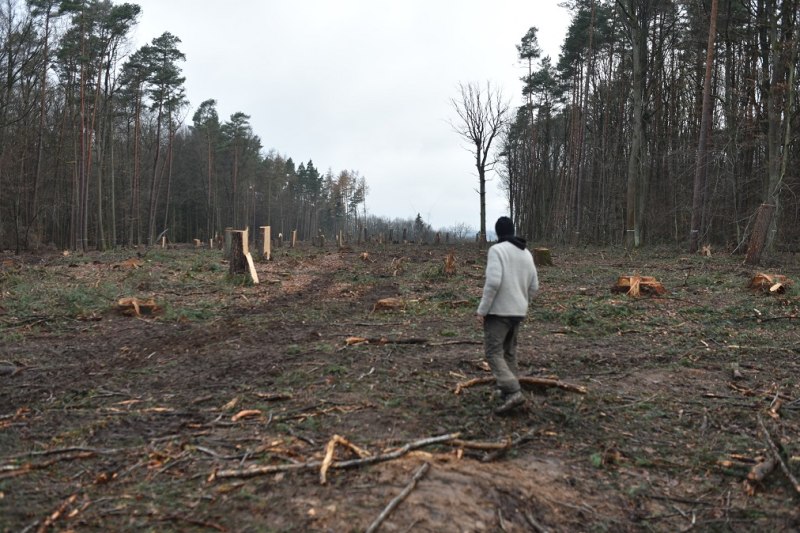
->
[291,230,297,248]
[533,248,553,266]
[260,226,271,260]
[230,231,248,275]
[746,204,776,265]
[230,230,259,283]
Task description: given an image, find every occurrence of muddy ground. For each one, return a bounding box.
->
[1,242,799,532]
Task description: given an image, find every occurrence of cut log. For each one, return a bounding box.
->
[749,273,791,294]
[372,297,405,312]
[612,275,666,297]
[533,248,553,266]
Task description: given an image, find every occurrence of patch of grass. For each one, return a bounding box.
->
[274,370,307,387]
[226,273,255,286]
[310,341,337,354]
[590,452,604,468]
[285,345,303,356]
[383,397,404,408]
[163,302,216,322]
[323,364,348,376]
[58,283,119,317]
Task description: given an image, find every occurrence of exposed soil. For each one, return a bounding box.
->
[1,243,799,532]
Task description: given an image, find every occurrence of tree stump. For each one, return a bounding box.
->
[230,230,259,283]
[443,252,456,275]
[291,230,297,248]
[612,275,666,297]
[230,231,248,275]
[746,204,776,265]
[264,227,273,258]
[749,273,791,294]
[533,248,553,266]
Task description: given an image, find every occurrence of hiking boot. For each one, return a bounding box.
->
[494,391,525,414]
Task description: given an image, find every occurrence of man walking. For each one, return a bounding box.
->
[476,217,539,414]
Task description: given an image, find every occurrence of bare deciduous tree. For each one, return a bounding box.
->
[450,81,509,244]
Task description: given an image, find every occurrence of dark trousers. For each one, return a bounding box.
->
[483,315,523,395]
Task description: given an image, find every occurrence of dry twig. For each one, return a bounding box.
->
[482,430,537,462]
[449,438,511,451]
[758,414,800,495]
[320,434,371,484]
[36,493,78,533]
[0,452,95,480]
[365,462,430,533]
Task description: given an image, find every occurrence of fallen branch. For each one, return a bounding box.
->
[0,452,95,480]
[4,446,122,461]
[454,376,587,395]
[159,515,227,532]
[482,430,537,462]
[758,414,800,495]
[345,336,481,347]
[36,493,78,533]
[212,433,460,480]
[345,336,430,346]
[365,462,431,533]
[320,434,371,484]
[428,339,482,346]
[448,438,511,451]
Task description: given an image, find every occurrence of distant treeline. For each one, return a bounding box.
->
[3,1,797,252]
[0,1,473,252]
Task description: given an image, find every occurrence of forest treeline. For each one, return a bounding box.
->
[0,0,797,252]
[0,0,444,252]
[501,0,798,250]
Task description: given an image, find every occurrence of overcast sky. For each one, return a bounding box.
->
[130,1,572,232]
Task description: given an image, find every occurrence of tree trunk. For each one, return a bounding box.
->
[745,203,776,265]
[478,166,487,246]
[229,230,247,275]
[689,0,719,253]
[622,1,649,249]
